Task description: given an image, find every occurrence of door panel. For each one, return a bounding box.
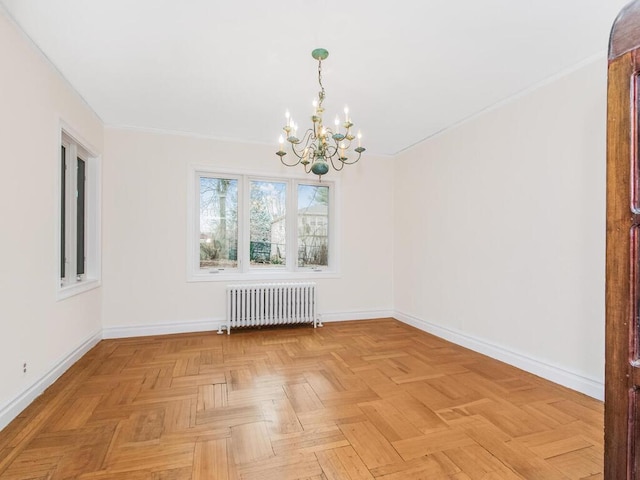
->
[607,3,640,477]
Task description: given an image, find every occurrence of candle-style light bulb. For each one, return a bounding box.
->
[334,115,340,128]
[278,135,284,149]
[344,106,349,123]
[357,130,362,147]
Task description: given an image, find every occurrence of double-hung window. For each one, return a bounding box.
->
[59,130,101,298]
[189,168,337,281]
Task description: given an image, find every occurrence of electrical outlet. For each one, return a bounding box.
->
[22,362,27,374]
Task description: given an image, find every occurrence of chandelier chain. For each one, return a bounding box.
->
[318,59,325,104]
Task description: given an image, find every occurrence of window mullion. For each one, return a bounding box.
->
[289,180,298,271]
[195,175,204,274]
[239,177,248,273]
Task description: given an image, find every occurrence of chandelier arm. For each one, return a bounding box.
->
[279,155,303,168]
[325,143,338,158]
[339,150,364,165]
[289,129,313,159]
[301,156,316,175]
[289,129,316,158]
[328,155,345,172]
[330,137,353,159]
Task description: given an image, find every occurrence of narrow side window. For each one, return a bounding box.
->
[59,129,100,298]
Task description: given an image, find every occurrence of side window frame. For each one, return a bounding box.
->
[57,126,101,299]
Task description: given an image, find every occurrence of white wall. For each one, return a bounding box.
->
[393,57,607,398]
[101,129,394,335]
[0,10,104,427]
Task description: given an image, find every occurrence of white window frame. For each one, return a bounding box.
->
[197,172,243,274]
[57,124,101,299]
[187,165,340,282]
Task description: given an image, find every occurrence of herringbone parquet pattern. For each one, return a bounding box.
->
[0,319,603,479]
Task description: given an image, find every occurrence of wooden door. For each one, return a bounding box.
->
[607,2,640,477]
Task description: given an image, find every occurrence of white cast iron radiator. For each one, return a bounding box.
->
[220,282,320,334]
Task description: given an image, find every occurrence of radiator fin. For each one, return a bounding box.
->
[224,282,317,334]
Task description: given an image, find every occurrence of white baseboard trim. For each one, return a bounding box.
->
[102,311,393,338]
[394,311,604,401]
[0,330,102,431]
[102,318,223,339]
[320,310,394,323]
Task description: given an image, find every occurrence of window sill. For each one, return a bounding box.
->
[187,269,340,283]
[57,278,101,300]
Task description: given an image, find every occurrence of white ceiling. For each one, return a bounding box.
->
[0,0,629,156]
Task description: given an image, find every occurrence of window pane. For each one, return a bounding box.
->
[297,184,329,267]
[76,157,86,276]
[250,180,287,267]
[60,145,66,279]
[199,177,238,270]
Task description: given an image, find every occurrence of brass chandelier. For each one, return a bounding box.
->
[276,48,365,179]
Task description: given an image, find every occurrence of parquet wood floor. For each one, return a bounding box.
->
[0,319,603,479]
